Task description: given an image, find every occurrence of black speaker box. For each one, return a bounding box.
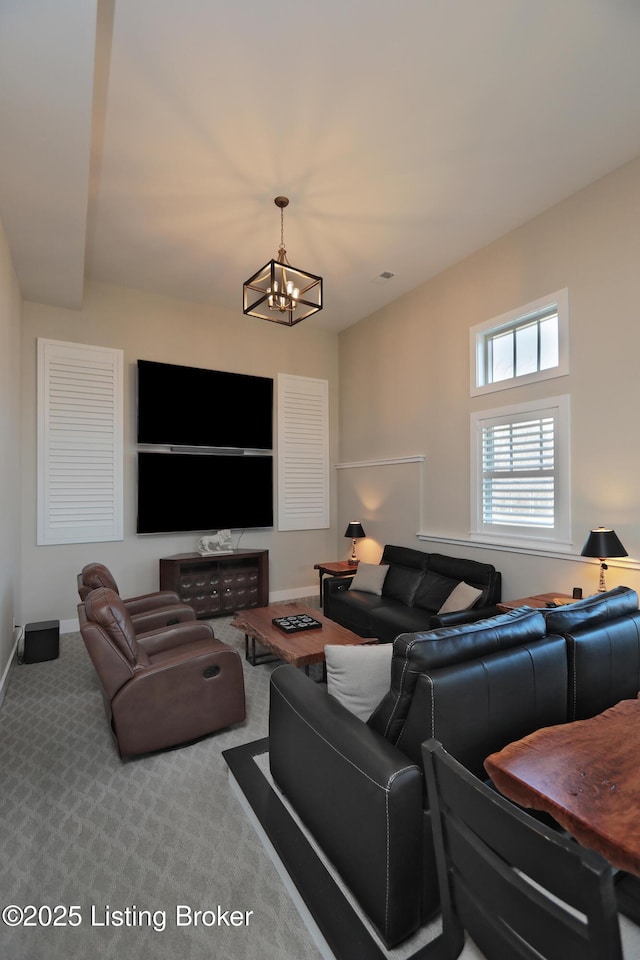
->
[23,620,60,664]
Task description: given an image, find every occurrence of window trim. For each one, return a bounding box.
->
[470,395,571,547]
[470,289,569,397]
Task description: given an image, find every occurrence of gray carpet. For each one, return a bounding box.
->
[4,607,640,960]
[0,605,323,960]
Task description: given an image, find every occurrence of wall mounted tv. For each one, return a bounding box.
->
[136,451,273,534]
[137,359,273,449]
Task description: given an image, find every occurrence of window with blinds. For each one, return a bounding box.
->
[37,339,124,545]
[471,396,570,544]
[277,373,329,531]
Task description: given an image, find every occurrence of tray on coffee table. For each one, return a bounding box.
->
[272,613,323,634]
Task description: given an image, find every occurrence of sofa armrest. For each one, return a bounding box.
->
[136,619,216,655]
[428,604,501,629]
[323,573,354,601]
[123,590,183,614]
[269,665,424,947]
[129,604,196,634]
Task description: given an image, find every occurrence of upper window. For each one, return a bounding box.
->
[470,396,571,546]
[470,289,569,396]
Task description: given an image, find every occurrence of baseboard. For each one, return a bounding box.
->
[269,584,318,604]
[0,626,22,709]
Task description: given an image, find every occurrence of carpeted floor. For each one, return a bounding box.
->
[4,604,640,960]
[0,604,324,960]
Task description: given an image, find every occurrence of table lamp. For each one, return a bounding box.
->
[344,522,366,563]
[580,527,628,592]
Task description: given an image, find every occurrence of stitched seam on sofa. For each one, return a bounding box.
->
[274,685,420,790]
[384,788,391,939]
[382,765,419,941]
[382,652,412,740]
[567,636,577,719]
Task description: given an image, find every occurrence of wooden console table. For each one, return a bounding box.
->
[160,549,268,619]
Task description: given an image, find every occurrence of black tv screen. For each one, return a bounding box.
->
[136,451,273,534]
[137,359,273,449]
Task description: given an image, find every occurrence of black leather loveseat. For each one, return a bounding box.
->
[323,544,502,643]
[268,586,640,950]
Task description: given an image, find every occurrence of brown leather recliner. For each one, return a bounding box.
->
[79,587,246,757]
[78,562,195,633]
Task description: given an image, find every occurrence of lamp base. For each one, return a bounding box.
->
[597,561,608,593]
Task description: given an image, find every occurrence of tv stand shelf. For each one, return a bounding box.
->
[159,550,269,619]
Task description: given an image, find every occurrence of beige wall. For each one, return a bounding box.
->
[21,282,339,626]
[338,155,640,599]
[0,216,23,700]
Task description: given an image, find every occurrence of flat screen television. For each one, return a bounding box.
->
[136,451,273,534]
[137,359,273,450]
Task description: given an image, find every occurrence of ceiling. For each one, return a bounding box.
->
[2,0,640,333]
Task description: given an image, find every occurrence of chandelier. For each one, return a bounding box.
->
[243,196,323,326]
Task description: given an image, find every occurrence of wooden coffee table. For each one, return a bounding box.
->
[231,602,376,674]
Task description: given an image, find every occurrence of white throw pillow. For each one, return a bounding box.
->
[325,643,393,722]
[348,562,389,596]
[438,581,483,615]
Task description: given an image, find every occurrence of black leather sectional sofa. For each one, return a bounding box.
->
[269,586,640,949]
[323,544,502,643]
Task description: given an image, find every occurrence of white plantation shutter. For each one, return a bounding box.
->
[37,339,124,544]
[277,374,329,531]
[471,396,570,543]
[482,416,555,528]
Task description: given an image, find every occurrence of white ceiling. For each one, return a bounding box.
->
[2,0,640,333]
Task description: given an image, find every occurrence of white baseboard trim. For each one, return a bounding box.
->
[0,626,23,709]
[61,617,79,634]
[269,584,318,604]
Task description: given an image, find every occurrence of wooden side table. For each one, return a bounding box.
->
[497,592,573,613]
[313,561,358,605]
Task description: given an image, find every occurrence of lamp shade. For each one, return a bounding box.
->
[580,527,628,559]
[344,522,366,540]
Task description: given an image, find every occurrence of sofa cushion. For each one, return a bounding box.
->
[326,588,387,637]
[382,565,424,606]
[369,603,435,645]
[427,553,497,604]
[349,562,389,596]
[325,643,393,722]
[413,572,459,611]
[381,544,431,572]
[544,585,638,634]
[438,581,483,614]
[368,608,548,745]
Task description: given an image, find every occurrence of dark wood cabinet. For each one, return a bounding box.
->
[159,549,269,619]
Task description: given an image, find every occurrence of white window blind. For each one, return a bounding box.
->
[481,416,555,528]
[37,339,124,545]
[277,374,329,531]
[471,396,570,544]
